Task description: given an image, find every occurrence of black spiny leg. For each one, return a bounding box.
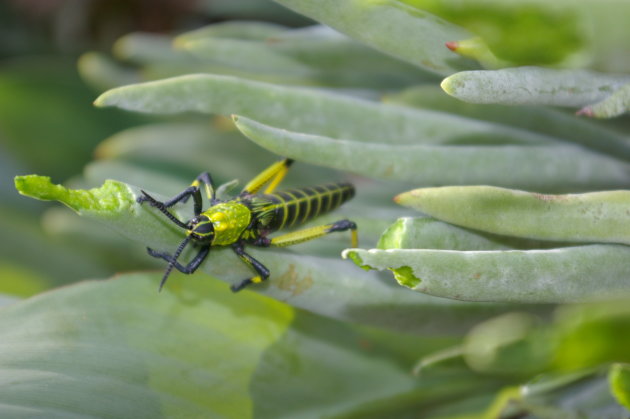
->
[147,246,210,274]
[230,243,270,292]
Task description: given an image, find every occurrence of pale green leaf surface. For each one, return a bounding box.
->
[0,273,428,418]
[175,21,287,42]
[442,67,630,107]
[343,245,630,303]
[77,52,141,92]
[385,85,630,161]
[177,33,433,88]
[179,38,315,76]
[94,74,562,147]
[378,217,576,251]
[578,83,630,119]
[274,0,478,75]
[395,186,630,244]
[233,115,630,192]
[14,175,518,334]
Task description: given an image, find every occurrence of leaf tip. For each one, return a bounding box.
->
[445,41,459,52]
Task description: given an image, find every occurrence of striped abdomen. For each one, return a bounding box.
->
[255,182,354,231]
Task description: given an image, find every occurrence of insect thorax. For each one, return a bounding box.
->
[201,202,251,246]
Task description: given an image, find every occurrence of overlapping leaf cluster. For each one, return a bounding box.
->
[7,0,630,417]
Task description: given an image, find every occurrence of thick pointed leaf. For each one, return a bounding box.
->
[274,0,477,75]
[385,85,630,161]
[14,175,519,334]
[395,186,630,244]
[578,83,630,119]
[232,115,630,192]
[94,74,561,147]
[378,217,575,251]
[442,67,630,107]
[343,245,630,303]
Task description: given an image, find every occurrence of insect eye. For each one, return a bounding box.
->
[192,217,214,237]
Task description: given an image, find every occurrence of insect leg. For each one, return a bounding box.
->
[230,243,270,292]
[186,172,216,204]
[147,245,210,274]
[241,158,293,195]
[260,219,358,248]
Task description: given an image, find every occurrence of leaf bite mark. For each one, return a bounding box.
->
[391,266,420,288]
[14,175,134,214]
[274,264,314,296]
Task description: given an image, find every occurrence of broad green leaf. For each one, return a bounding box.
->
[578,83,630,119]
[442,67,630,107]
[395,186,630,244]
[399,0,586,66]
[609,364,630,409]
[378,217,576,251]
[275,0,478,75]
[343,245,630,303]
[14,175,519,334]
[94,74,562,147]
[233,115,630,192]
[0,273,428,418]
[385,85,630,161]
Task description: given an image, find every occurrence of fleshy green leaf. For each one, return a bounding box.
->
[343,245,630,303]
[274,0,478,75]
[578,83,630,119]
[175,21,287,42]
[95,74,565,148]
[0,273,427,418]
[442,67,630,107]
[378,217,575,251]
[232,115,630,192]
[395,186,630,244]
[385,85,630,161]
[14,175,518,334]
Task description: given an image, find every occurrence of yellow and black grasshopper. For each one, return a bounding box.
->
[138,158,358,292]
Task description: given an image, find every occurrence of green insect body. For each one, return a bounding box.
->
[138,159,358,292]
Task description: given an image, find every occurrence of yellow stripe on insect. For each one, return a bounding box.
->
[251,275,263,283]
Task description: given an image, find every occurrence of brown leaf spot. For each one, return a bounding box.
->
[274,264,313,296]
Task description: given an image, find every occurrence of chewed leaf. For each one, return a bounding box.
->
[343,245,630,303]
[578,83,630,119]
[442,67,630,107]
[275,0,477,75]
[14,175,515,334]
[395,186,630,244]
[233,115,630,192]
[15,175,134,214]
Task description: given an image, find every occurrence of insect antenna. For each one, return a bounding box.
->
[140,191,189,229]
[159,235,192,292]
